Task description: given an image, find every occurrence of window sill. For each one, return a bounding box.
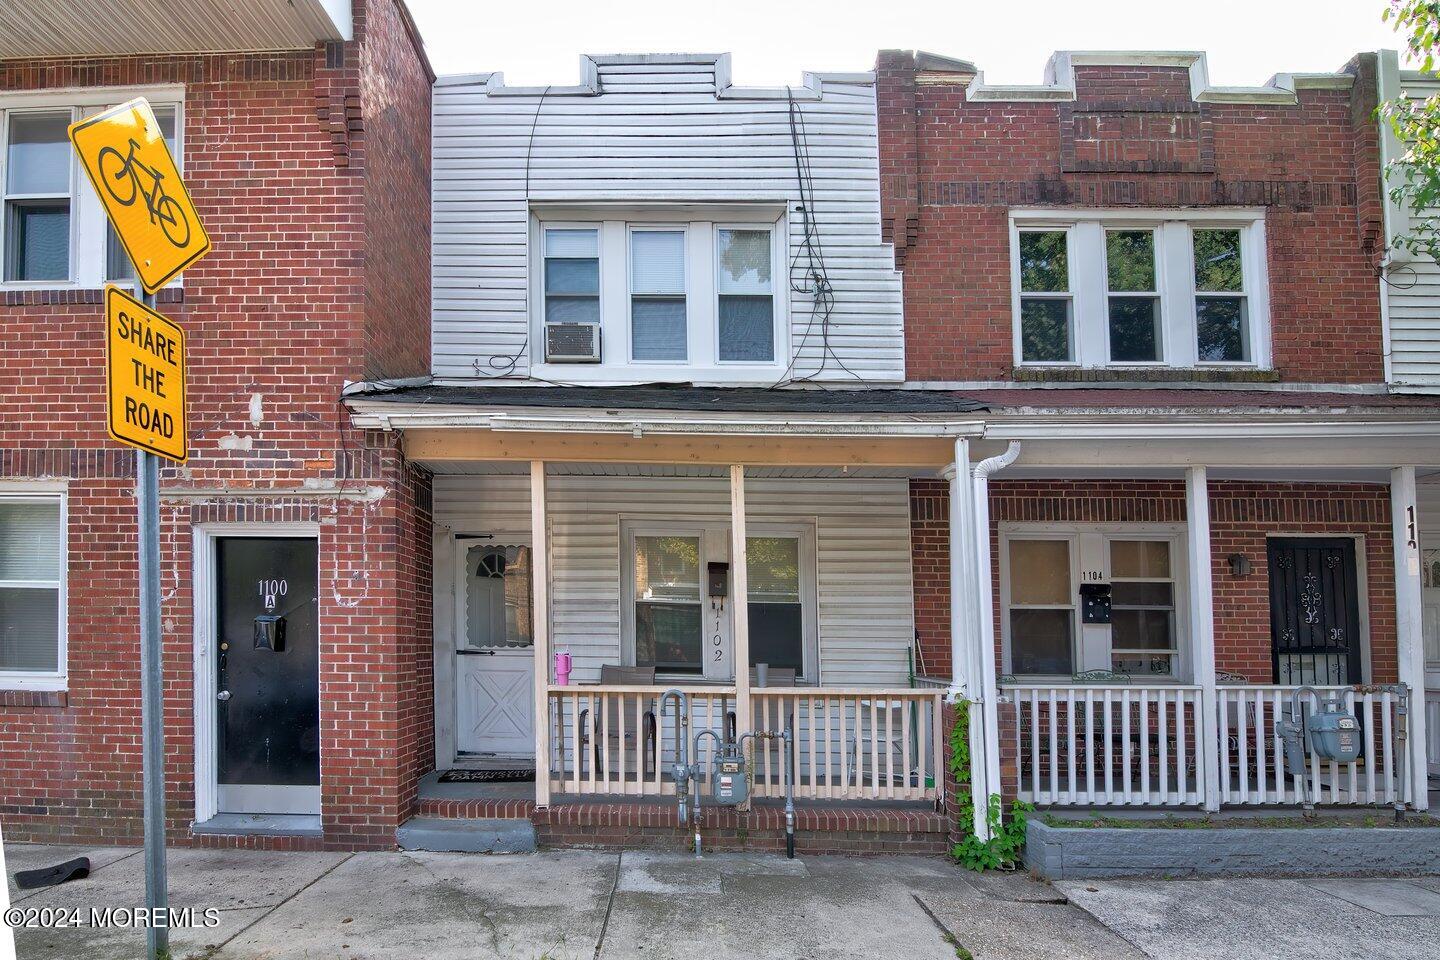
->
[0,688,68,708]
[1012,366,1279,384]
[3,287,184,307]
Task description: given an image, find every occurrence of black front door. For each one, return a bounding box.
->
[1267,537,1362,685]
[216,537,320,813]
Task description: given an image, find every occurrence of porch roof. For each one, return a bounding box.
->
[345,382,988,416]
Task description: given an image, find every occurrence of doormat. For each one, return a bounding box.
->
[438,768,536,783]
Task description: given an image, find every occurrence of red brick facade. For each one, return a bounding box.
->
[0,0,434,850]
[909,478,1398,686]
[878,52,1386,384]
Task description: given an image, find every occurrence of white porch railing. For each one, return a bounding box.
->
[1006,683,1203,807]
[750,689,944,802]
[544,685,944,802]
[1005,682,1412,809]
[1216,685,1407,806]
[1427,689,1440,776]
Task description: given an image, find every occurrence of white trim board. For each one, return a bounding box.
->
[191,523,321,824]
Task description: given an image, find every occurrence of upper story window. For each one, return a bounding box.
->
[532,208,785,381]
[1010,211,1269,370]
[0,92,181,289]
[0,492,66,689]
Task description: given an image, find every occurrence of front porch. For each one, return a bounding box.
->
[341,387,1440,852]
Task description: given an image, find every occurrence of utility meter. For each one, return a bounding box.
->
[710,745,749,806]
[1307,705,1362,762]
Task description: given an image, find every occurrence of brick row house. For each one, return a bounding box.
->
[0,0,435,849]
[1,20,1439,857]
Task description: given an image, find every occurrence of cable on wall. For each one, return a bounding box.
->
[473,84,553,378]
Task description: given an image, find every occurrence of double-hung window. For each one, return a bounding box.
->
[630,229,687,361]
[535,211,784,379]
[1011,211,1267,370]
[1002,526,1185,680]
[4,111,72,283]
[0,493,65,687]
[1,91,183,289]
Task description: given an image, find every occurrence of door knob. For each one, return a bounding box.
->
[217,690,232,701]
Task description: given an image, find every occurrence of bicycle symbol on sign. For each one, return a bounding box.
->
[97,138,192,249]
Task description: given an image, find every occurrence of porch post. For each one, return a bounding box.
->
[729,465,752,772]
[531,459,552,808]
[1186,466,1221,812]
[1390,466,1429,811]
[946,437,989,838]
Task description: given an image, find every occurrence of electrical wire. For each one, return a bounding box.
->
[769,86,864,389]
[473,84,553,378]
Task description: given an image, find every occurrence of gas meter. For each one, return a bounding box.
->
[711,744,749,806]
[1307,706,1362,763]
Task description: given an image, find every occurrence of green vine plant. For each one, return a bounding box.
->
[948,700,1032,871]
[1381,2,1440,262]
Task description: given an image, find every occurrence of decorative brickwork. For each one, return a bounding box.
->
[877,52,1386,384]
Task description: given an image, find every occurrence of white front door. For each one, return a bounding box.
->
[455,539,535,758]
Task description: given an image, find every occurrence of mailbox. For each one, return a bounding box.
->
[254,614,287,652]
[1079,583,1112,624]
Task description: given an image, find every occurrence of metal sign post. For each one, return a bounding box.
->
[71,97,204,960]
[137,289,168,960]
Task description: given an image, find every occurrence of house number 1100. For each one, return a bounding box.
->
[258,578,288,611]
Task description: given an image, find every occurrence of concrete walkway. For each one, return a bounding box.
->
[4,842,1438,959]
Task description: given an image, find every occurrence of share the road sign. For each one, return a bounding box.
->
[70,98,210,294]
[106,286,187,463]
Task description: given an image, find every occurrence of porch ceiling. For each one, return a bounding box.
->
[0,0,350,59]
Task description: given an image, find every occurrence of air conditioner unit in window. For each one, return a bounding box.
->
[544,322,601,363]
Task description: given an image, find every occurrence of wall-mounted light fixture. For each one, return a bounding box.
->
[1228,553,1252,577]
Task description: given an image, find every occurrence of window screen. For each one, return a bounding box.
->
[717,228,774,362]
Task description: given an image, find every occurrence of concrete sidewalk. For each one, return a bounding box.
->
[4,842,1438,959]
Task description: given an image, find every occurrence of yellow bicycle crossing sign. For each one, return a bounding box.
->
[69,98,210,294]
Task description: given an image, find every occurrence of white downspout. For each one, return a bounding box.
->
[970,441,1022,838]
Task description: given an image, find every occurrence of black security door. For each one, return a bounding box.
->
[1267,538,1362,685]
[216,537,320,790]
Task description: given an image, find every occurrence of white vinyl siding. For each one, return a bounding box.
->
[432,473,914,686]
[1385,75,1440,391]
[431,56,903,383]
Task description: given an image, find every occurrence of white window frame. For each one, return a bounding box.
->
[999,523,1190,682]
[1102,226,1166,366]
[619,518,818,683]
[626,223,691,364]
[529,205,789,383]
[0,85,185,292]
[1013,225,1077,365]
[0,482,68,691]
[1009,209,1270,371]
[713,222,779,366]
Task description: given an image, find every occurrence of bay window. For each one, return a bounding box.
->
[534,209,785,379]
[1010,211,1268,370]
[1,91,184,289]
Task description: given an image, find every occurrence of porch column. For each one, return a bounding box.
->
[946,437,988,839]
[1186,466,1221,812]
[1391,466,1430,811]
[729,465,752,772]
[531,460,552,808]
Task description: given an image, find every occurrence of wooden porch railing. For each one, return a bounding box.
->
[1004,682,1413,809]
[1005,683,1203,807]
[750,689,945,802]
[1216,685,1407,806]
[544,685,944,802]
